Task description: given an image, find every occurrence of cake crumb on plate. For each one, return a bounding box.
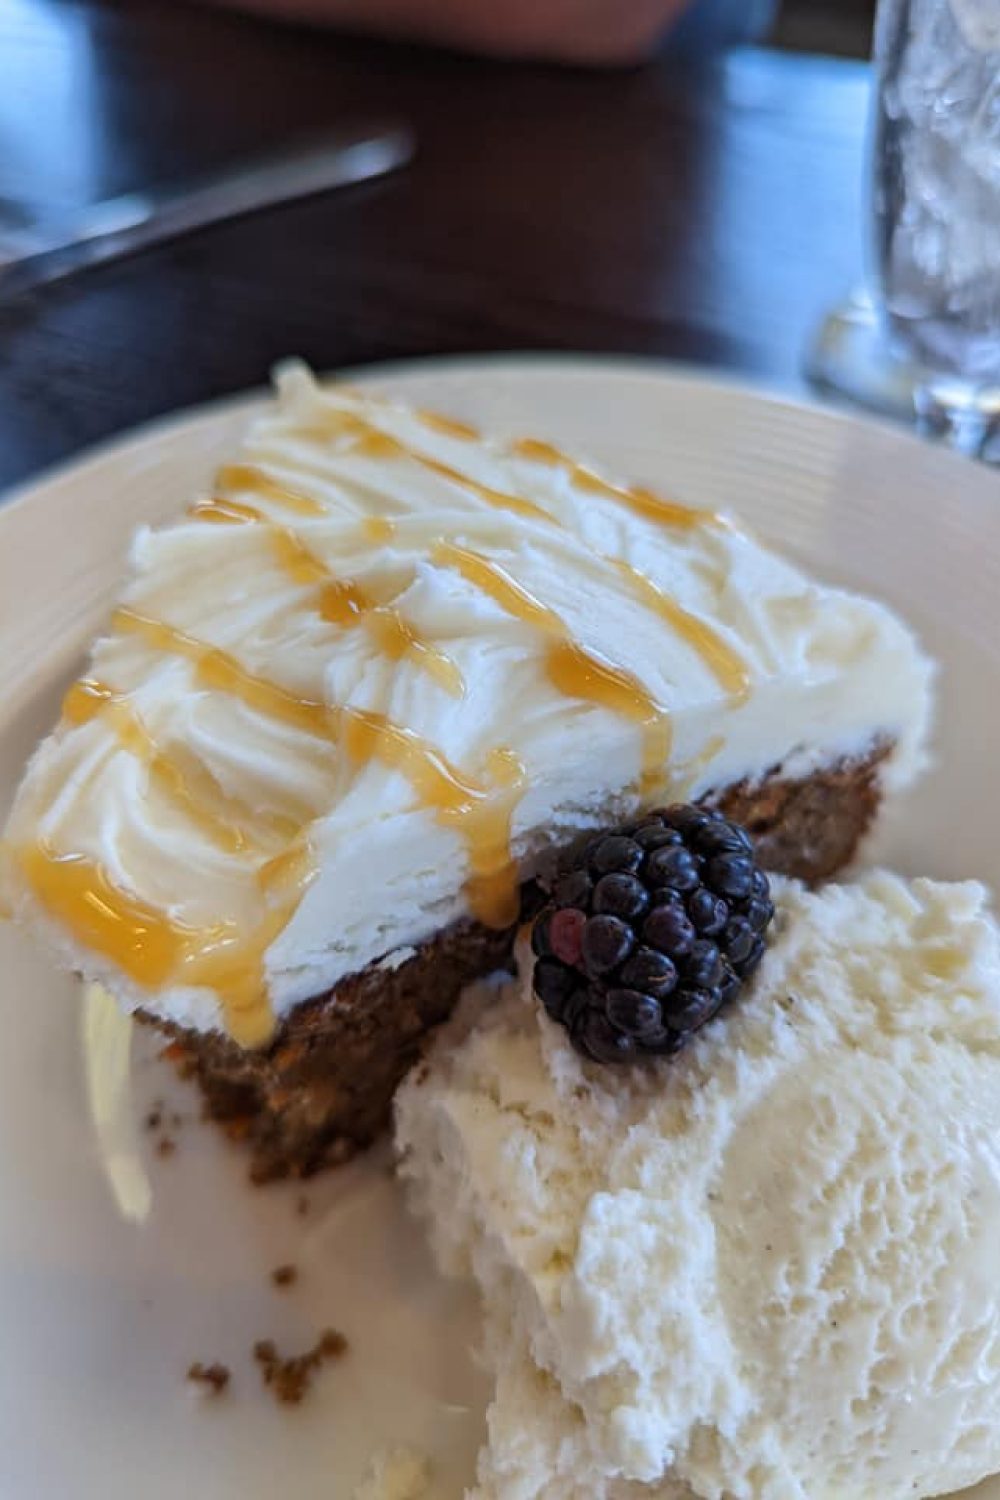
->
[252,1329,347,1404]
[186,1362,230,1396]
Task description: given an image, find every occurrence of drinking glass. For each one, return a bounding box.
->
[808,0,1000,458]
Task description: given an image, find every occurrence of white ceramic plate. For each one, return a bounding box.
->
[2,356,999,1500]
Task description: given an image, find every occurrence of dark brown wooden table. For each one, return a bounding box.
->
[0,0,871,492]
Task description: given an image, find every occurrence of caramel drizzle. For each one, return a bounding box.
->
[318,393,717,532]
[253,742,524,932]
[335,403,746,699]
[338,711,523,923]
[413,410,744,698]
[365,399,719,534]
[318,412,555,526]
[445,747,525,930]
[24,611,521,1041]
[62,680,302,854]
[214,464,327,517]
[263,397,746,704]
[416,452,553,525]
[107,608,552,859]
[16,841,299,1048]
[412,401,716,535]
[256,840,312,897]
[19,841,205,991]
[205,449,745,706]
[362,517,397,545]
[510,437,721,532]
[418,409,481,441]
[112,612,485,818]
[433,542,671,794]
[116,609,335,740]
[612,562,751,703]
[189,497,462,698]
[672,733,726,800]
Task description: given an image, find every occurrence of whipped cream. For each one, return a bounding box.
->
[1,365,932,1040]
[395,875,1000,1500]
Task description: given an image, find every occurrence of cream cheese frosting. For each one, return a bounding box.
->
[395,876,1000,1500]
[1,364,932,1043]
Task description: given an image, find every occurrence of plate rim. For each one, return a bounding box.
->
[4,349,1000,523]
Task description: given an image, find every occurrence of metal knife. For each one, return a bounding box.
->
[0,124,414,298]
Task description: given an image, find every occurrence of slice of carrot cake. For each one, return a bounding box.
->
[0,364,933,1178]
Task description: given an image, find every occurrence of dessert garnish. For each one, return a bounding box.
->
[531,805,774,1062]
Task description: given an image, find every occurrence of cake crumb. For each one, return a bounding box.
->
[156,1137,176,1158]
[295,1195,310,1217]
[271,1264,298,1288]
[145,1106,163,1131]
[187,1361,230,1396]
[160,1040,196,1078]
[352,1447,432,1500]
[252,1329,347,1404]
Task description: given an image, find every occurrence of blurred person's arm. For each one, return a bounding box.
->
[208,0,694,63]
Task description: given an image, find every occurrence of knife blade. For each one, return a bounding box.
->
[0,124,414,298]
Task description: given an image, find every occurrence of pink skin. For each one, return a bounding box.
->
[202,0,693,64]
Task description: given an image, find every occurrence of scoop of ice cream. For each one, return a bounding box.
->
[395,873,1000,1500]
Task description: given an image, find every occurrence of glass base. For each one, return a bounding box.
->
[805,289,1000,462]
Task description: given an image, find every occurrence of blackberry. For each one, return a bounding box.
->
[530,804,775,1064]
[687,887,729,936]
[592,872,650,921]
[644,899,696,957]
[590,835,644,875]
[582,914,634,975]
[607,987,664,1037]
[646,845,700,891]
[619,947,677,998]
